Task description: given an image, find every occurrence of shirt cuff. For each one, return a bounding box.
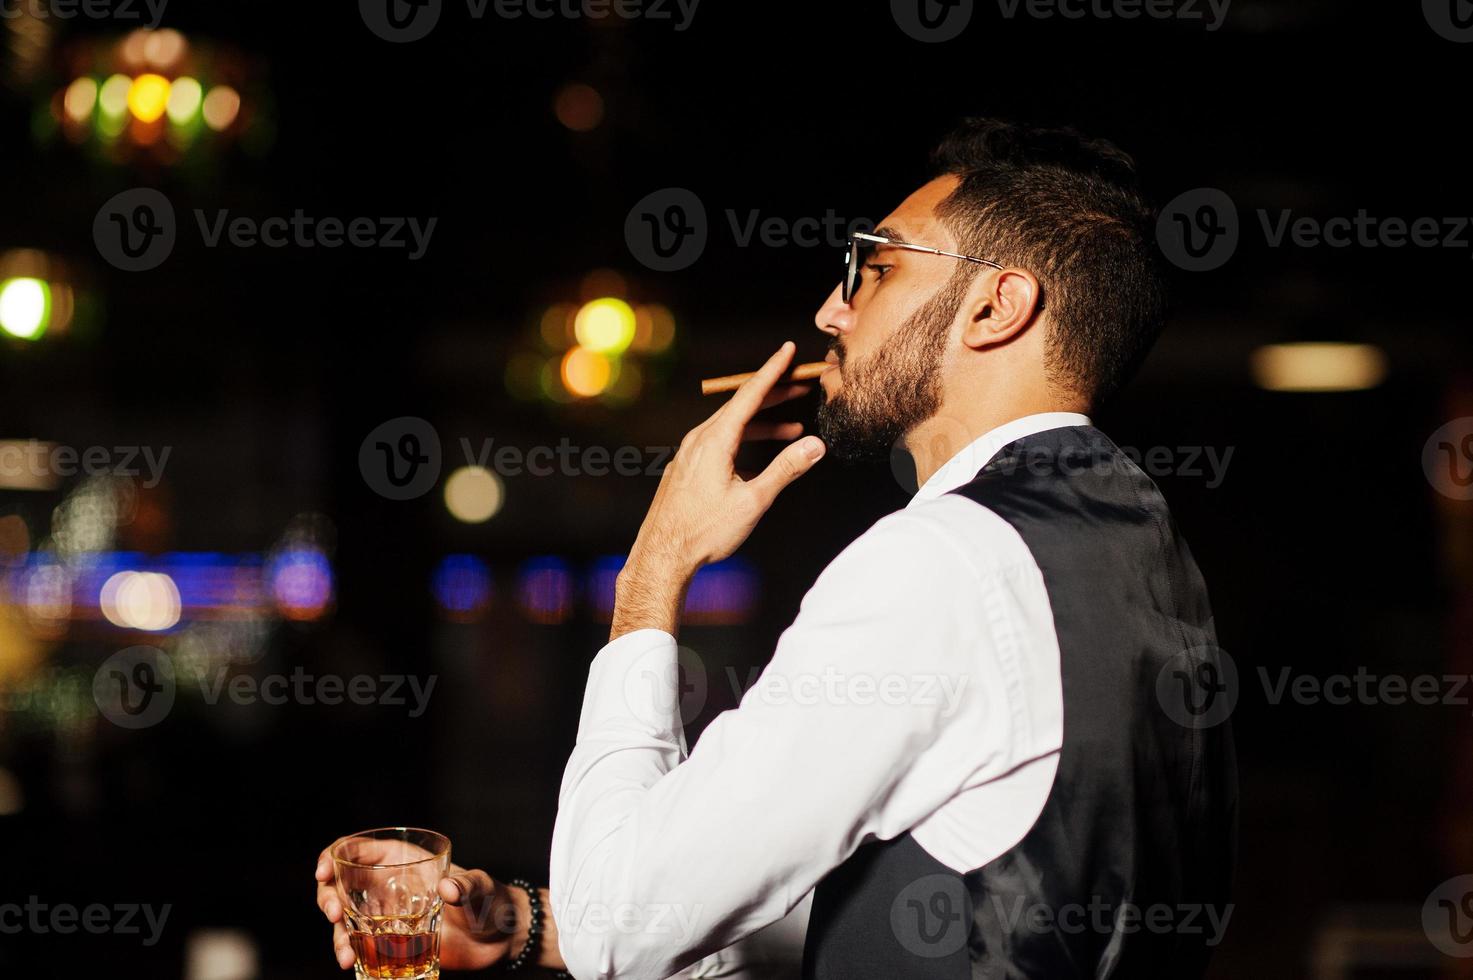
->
[578,627,686,744]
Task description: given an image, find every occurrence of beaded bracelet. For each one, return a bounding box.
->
[504,878,571,978]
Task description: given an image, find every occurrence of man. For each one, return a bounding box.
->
[316,118,1237,978]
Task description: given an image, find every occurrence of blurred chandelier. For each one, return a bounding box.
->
[36,28,270,163]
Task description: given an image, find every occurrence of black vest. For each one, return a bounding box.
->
[802,425,1237,979]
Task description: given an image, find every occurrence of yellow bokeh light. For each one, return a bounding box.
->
[127,74,172,123]
[561,346,613,398]
[444,466,504,524]
[202,85,241,131]
[574,298,636,355]
[1250,342,1387,393]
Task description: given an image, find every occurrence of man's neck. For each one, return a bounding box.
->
[905,396,1089,488]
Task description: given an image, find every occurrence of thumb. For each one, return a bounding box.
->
[441,869,496,906]
[749,436,825,506]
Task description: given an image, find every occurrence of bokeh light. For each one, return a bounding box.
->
[561,346,613,398]
[516,556,575,624]
[99,570,183,631]
[631,303,677,354]
[554,83,605,132]
[444,466,504,524]
[1250,342,1387,393]
[574,297,637,355]
[268,548,334,621]
[0,278,50,340]
[98,73,132,119]
[63,77,98,124]
[202,85,242,131]
[432,555,493,623]
[167,76,204,124]
[127,73,171,123]
[539,303,576,350]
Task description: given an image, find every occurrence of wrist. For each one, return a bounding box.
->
[504,881,565,974]
[610,549,695,641]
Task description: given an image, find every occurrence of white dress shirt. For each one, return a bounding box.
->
[550,413,1090,980]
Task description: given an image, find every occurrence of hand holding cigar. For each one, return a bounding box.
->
[701,361,829,395]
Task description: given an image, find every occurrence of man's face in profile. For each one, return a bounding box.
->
[813,176,975,462]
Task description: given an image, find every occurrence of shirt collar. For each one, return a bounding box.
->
[906,412,1093,508]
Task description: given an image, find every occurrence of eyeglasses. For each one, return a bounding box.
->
[842,231,1004,304]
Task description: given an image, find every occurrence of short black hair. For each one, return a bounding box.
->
[930,118,1167,404]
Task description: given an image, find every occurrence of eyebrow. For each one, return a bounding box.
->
[871,225,909,244]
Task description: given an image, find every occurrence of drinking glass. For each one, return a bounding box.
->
[332,827,452,980]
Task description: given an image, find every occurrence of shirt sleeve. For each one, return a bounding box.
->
[549,507,1041,980]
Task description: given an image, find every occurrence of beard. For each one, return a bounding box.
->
[816,271,971,462]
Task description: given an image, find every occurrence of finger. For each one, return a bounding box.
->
[317,880,342,923]
[716,342,797,439]
[333,920,354,970]
[315,844,339,882]
[442,868,496,906]
[748,436,826,507]
[741,421,804,443]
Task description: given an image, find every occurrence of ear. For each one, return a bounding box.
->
[959,268,1042,351]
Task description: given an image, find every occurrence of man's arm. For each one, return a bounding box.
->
[549,510,1033,980]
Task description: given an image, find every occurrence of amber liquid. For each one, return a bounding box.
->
[347,916,441,979]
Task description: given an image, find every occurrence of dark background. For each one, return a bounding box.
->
[2,0,1471,976]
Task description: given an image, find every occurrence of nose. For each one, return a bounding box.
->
[813,282,853,339]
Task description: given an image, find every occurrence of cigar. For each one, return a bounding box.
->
[701,361,829,395]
